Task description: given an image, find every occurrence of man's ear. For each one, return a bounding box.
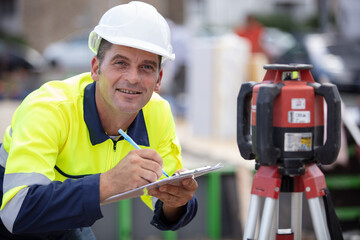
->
[154,68,163,93]
[91,56,100,81]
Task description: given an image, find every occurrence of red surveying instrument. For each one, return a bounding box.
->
[237,64,343,239]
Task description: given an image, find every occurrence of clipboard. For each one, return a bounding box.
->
[102,162,223,205]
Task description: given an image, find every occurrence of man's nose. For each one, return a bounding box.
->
[126,67,141,84]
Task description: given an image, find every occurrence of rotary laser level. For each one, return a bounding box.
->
[237,64,343,239]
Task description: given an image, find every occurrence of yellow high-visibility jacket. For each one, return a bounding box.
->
[0,73,188,235]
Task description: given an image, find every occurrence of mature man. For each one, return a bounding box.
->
[0,1,198,239]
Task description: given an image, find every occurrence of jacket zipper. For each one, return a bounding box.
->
[112,139,117,151]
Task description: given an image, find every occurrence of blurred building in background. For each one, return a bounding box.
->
[0,0,184,52]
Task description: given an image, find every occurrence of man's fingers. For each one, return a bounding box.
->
[127,149,163,180]
[149,187,182,204]
[182,177,198,191]
[134,149,163,167]
[140,159,163,179]
[159,185,182,196]
[154,178,198,197]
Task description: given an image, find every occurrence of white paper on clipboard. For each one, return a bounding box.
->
[102,162,223,205]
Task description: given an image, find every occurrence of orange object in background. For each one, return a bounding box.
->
[235,15,265,54]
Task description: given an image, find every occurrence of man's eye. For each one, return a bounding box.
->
[115,60,129,67]
[142,65,154,71]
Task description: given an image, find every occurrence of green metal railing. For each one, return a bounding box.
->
[207,171,222,240]
[325,174,360,189]
[117,199,132,240]
[326,174,360,222]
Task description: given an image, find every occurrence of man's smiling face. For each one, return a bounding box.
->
[91,44,162,116]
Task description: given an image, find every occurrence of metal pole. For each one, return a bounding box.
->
[163,230,177,240]
[117,199,132,240]
[308,197,330,240]
[258,198,277,240]
[291,192,303,240]
[207,172,221,239]
[269,198,278,240]
[243,194,262,240]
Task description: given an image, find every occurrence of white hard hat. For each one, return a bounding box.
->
[88,1,175,62]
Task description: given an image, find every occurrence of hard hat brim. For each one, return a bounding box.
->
[89,31,175,62]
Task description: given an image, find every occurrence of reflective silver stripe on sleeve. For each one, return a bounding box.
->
[0,127,12,167]
[3,172,51,193]
[0,144,8,168]
[1,172,51,233]
[151,196,159,210]
[0,187,29,233]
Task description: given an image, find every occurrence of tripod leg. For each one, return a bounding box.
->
[291,192,302,240]
[269,198,279,240]
[308,197,330,240]
[323,188,344,240]
[258,197,278,240]
[243,194,262,240]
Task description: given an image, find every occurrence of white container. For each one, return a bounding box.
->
[187,33,251,139]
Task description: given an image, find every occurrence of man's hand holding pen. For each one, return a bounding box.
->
[99,148,164,202]
[100,129,198,222]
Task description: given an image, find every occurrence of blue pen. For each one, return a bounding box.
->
[118,129,169,178]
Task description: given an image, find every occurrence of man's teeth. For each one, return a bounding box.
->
[119,89,139,94]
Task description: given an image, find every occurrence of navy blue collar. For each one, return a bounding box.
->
[83,82,149,146]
